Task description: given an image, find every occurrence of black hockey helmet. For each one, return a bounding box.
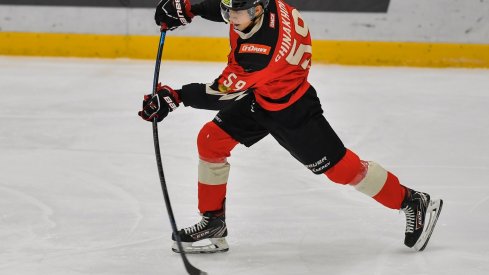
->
[220,0,269,23]
[221,0,269,10]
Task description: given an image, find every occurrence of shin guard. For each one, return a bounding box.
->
[326,149,405,210]
[197,121,238,213]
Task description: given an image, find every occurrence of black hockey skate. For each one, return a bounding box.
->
[172,208,229,254]
[401,188,443,251]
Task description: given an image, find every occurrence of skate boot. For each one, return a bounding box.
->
[171,208,229,254]
[401,188,443,251]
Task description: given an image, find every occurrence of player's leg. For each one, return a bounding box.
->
[172,94,269,254]
[269,85,442,251]
[171,120,237,254]
[198,93,269,214]
[325,149,443,250]
[197,121,238,214]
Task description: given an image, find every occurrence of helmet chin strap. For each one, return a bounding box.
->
[247,6,264,27]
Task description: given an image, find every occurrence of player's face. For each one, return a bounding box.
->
[229,9,253,31]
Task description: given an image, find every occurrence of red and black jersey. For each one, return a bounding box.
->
[180,0,312,111]
[219,0,312,111]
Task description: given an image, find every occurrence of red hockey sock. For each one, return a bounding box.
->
[198,182,227,213]
[372,172,406,209]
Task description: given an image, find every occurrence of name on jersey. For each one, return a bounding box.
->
[239,44,272,55]
[275,0,293,62]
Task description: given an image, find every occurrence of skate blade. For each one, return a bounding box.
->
[172,238,229,254]
[414,199,443,251]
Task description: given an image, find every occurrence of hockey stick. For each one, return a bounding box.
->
[151,29,208,275]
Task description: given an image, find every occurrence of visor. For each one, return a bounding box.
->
[220,2,256,23]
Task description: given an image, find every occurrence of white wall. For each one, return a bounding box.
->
[312,0,489,43]
[1,0,488,43]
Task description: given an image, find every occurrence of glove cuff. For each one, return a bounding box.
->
[157,84,182,104]
[184,0,195,18]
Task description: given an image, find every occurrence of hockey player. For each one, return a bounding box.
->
[139,0,443,254]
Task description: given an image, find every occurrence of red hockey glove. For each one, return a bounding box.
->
[138,84,180,122]
[155,0,194,30]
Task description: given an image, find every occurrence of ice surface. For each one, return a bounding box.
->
[1,56,488,275]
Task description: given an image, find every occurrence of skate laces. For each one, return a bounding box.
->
[402,191,430,234]
[183,216,210,235]
[402,206,416,234]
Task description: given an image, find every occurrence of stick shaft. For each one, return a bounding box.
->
[151,31,207,275]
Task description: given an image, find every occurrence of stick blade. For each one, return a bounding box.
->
[183,257,207,275]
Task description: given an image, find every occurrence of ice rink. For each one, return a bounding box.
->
[1,56,488,275]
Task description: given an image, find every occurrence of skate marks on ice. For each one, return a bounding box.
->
[0,173,156,271]
[0,184,57,268]
[1,57,489,274]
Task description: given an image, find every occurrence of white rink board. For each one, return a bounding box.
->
[1,57,489,274]
[1,0,489,43]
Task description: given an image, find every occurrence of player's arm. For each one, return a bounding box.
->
[191,0,225,23]
[139,61,263,118]
[214,63,262,94]
[170,61,263,111]
[178,80,248,110]
[154,0,194,30]
[138,81,248,123]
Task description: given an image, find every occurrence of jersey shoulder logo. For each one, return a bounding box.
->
[269,13,276,28]
[239,44,272,55]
